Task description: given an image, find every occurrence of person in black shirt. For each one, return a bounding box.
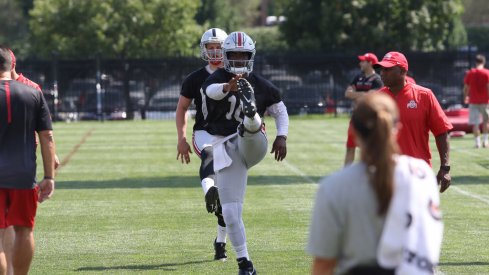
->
[175,28,229,260]
[202,31,289,275]
[344,53,384,165]
[0,46,56,275]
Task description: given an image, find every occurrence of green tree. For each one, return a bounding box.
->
[0,0,30,56]
[29,0,203,119]
[280,0,467,53]
[196,0,260,32]
[244,26,289,53]
[29,0,202,58]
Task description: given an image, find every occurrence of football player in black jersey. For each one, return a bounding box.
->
[202,31,289,275]
[175,28,229,260]
[344,53,384,166]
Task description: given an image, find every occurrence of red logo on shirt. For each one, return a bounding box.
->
[407,100,417,109]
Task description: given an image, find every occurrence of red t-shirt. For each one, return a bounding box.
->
[464,68,489,104]
[378,83,453,166]
[16,74,42,92]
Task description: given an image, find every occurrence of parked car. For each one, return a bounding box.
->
[418,82,462,109]
[270,75,303,91]
[281,84,327,115]
[147,84,181,112]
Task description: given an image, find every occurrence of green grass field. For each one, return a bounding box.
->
[29,115,489,274]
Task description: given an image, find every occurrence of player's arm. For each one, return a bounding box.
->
[435,132,451,193]
[38,130,56,202]
[463,84,469,104]
[267,101,289,161]
[206,75,241,100]
[176,95,193,164]
[344,85,359,99]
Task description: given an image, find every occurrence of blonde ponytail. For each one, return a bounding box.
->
[351,93,399,215]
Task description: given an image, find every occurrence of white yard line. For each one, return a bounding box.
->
[285,157,489,207]
[283,160,316,184]
[451,186,489,206]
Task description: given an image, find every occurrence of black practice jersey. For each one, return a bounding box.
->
[180,66,212,131]
[202,68,282,136]
[0,80,52,189]
[350,73,383,92]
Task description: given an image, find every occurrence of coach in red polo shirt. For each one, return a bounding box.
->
[374,51,453,193]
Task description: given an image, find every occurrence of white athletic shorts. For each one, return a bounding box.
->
[192,130,214,158]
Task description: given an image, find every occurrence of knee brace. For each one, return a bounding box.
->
[199,147,215,181]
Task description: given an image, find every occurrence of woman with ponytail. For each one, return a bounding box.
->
[307,93,443,275]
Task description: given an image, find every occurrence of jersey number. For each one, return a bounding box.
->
[225,96,243,122]
[201,88,242,122]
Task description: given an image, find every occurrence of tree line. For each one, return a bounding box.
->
[0,0,476,59]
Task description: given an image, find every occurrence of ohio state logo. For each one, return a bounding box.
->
[407,100,417,109]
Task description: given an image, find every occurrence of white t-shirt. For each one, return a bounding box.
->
[307,155,439,275]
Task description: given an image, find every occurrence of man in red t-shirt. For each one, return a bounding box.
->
[374,51,453,193]
[463,54,489,148]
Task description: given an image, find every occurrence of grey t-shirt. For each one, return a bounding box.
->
[307,162,386,275]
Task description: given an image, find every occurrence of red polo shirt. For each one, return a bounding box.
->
[378,83,453,166]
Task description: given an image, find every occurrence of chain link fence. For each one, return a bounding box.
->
[16,50,477,121]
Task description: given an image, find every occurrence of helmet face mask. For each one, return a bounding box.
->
[205,44,224,65]
[223,32,255,74]
[200,28,228,63]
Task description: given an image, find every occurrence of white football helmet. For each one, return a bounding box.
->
[200,28,228,63]
[223,31,256,74]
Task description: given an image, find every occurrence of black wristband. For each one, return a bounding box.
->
[277,135,287,140]
[440,165,450,172]
[44,176,54,180]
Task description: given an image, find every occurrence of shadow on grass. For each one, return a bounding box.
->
[439,261,489,266]
[75,259,213,272]
[452,175,489,185]
[56,175,323,189]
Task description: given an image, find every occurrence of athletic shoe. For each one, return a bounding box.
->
[205,186,219,213]
[214,238,227,261]
[237,257,257,275]
[237,78,257,118]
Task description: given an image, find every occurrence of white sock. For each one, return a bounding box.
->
[216,225,226,243]
[201,178,214,195]
[484,134,488,143]
[235,243,249,260]
[243,113,261,133]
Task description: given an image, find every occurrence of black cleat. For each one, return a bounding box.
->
[205,186,219,213]
[214,238,227,261]
[237,257,257,275]
[237,78,257,118]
